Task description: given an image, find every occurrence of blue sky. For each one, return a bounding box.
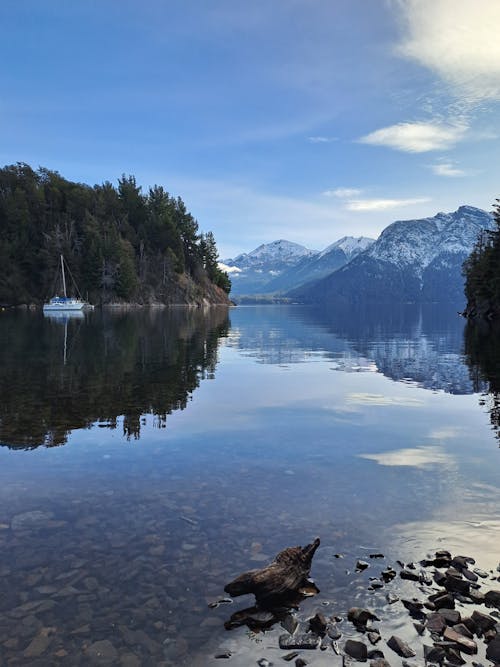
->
[2,0,500,258]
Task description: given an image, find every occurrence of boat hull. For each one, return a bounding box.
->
[43,298,86,311]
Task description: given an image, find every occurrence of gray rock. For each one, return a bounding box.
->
[23,628,53,659]
[308,612,327,636]
[282,654,299,662]
[257,659,273,667]
[11,511,54,531]
[427,613,446,634]
[279,634,320,650]
[441,609,461,625]
[370,660,391,667]
[452,623,473,639]
[328,625,342,640]
[473,568,489,578]
[356,560,370,571]
[386,593,399,604]
[281,613,298,636]
[86,640,118,664]
[345,639,368,661]
[295,659,308,667]
[386,636,416,658]
[400,570,420,582]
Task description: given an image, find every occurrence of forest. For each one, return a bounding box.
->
[0,163,231,306]
[463,198,500,319]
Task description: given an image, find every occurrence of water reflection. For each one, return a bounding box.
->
[0,308,229,448]
[227,304,480,394]
[464,319,500,445]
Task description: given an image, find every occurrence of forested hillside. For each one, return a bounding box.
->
[0,163,231,306]
[463,199,500,319]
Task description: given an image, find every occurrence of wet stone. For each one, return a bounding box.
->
[23,628,53,659]
[348,608,380,626]
[295,659,308,667]
[474,568,489,579]
[386,636,416,658]
[441,609,461,626]
[356,561,370,571]
[452,623,474,639]
[281,613,298,635]
[308,612,327,636]
[279,634,321,650]
[328,624,342,640]
[471,610,497,634]
[400,570,420,582]
[257,659,273,667]
[427,613,446,634]
[345,639,368,661]
[282,652,299,662]
[485,590,500,609]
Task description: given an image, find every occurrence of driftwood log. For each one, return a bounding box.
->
[224,537,320,608]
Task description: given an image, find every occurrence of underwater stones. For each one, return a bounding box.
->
[23,627,54,659]
[348,608,380,627]
[85,639,118,664]
[11,511,54,531]
[308,612,327,636]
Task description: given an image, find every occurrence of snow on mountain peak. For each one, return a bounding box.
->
[320,236,375,258]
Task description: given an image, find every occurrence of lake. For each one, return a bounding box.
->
[0,305,499,666]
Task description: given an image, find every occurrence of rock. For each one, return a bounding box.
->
[402,599,425,617]
[11,511,54,530]
[86,640,118,664]
[451,556,475,570]
[431,593,455,610]
[295,659,308,667]
[441,609,461,625]
[370,554,385,559]
[345,639,368,661]
[443,627,478,654]
[328,625,342,640]
[356,561,370,571]
[469,589,486,604]
[381,568,397,583]
[486,636,500,663]
[473,568,489,579]
[386,636,416,658]
[370,660,391,667]
[485,590,500,609]
[368,632,381,645]
[471,610,497,633]
[308,612,327,636]
[386,593,399,604]
[444,575,470,595]
[368,650,385,660]
[445,647,467,665]
[462,569,479,583]
[282,653,299,662]
[452,623,474,639]
[281,613,298,635]
[348,608,380,626]
[400,570,420,582]
[23,628,53,658]
[414,623,425,636]
[257,659,273,667]
[279,634,320,650]
[424,644,446,663]
[427,613,446,634]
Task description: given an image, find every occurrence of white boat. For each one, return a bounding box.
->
[43,255,92,312]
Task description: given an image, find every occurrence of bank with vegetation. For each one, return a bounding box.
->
[0,163,231,307]
[463,199,500,320]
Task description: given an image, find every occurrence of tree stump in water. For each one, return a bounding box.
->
[224,537,320,608]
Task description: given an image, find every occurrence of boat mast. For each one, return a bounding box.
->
[60,254,67,297]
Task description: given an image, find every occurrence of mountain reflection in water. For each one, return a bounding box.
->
[0,308,229,448]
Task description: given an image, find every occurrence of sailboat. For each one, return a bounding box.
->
[43,255,93,312]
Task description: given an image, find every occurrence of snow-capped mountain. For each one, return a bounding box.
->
[291,206,494,306]
[222,240,317,295]
[263,236,375,294]
[222,236,375,297]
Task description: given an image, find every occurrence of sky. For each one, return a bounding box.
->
[2,0,500,258]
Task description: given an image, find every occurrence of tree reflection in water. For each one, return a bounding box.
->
[464,319,500,446]
[0,308,229,449]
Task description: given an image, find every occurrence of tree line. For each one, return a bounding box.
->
[463,198,500,318]
[0,163,231,305]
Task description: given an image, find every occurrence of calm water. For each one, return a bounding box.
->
[0,305,498,666]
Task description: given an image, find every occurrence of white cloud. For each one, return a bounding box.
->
[308,136,336,143]
[359,121,465,153]
[218,262,242,274]
[359,446,452,468]
[345,197,430,212]
[397,0,500,103]
[346,393,424,407]
[429,162,466,177]
[323,187,362,198]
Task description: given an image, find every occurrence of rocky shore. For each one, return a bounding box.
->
[214,547,500,667]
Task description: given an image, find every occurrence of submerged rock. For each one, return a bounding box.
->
[386,636,416,658]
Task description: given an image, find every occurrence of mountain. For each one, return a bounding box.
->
[263,236,374,294]
[222,236,374,297]
[222,239,317,295]
[291,206,494,306]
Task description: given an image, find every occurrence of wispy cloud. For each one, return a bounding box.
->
[397,0,500,104]
[429,162,466,177]
[308,136,336,144]
[346,393,424,407]
[323,187,362,198]
[359,121,466,153]
[345,197,430,212]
